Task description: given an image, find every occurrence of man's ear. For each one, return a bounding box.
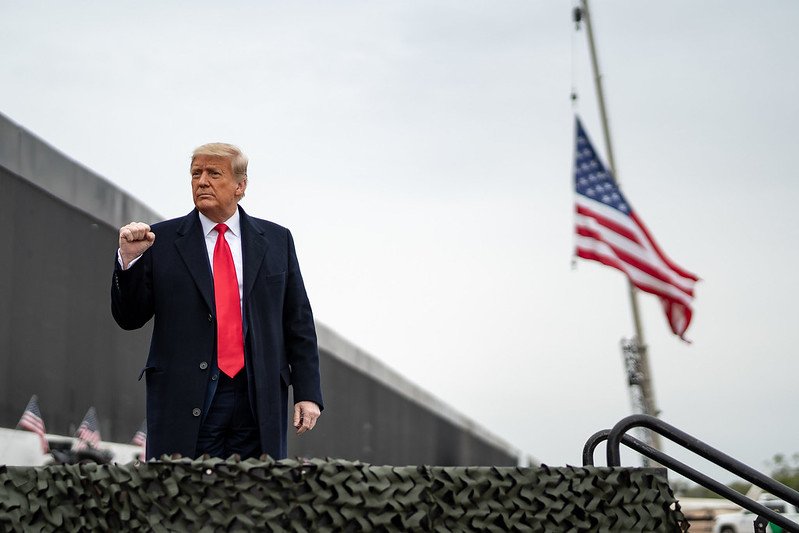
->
[236,179,248,198]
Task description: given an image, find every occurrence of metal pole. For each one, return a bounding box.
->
[578,0,662,451]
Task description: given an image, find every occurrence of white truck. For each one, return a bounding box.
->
[713,496,799,533]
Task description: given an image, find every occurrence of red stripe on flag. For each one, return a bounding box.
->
[19,413,48,453]
[610,241,694,298]
[629,212,699,282]
[576,204,641,245]
[575,247,692,306]
[575,216,694,298]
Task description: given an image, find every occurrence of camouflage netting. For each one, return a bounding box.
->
[0,457,686,532]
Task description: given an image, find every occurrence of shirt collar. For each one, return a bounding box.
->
[198,208,241,238]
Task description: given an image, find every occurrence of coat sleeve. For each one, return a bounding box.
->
[282,230,324,410]
[111,251,155,330]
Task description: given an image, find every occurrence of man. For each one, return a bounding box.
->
[111,143,323,461]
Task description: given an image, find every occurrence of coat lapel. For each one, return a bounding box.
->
[174,209,215,314]
[240,206,269,301]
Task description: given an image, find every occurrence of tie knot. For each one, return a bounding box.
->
[215,224,229,236]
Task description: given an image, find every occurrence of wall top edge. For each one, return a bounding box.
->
[0,111,162,229]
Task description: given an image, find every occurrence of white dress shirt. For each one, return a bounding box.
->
[198,209,244,303]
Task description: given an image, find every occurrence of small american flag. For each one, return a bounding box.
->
[573,117,699,340]
[18,395,49,454]
[132,420,147,447]
[75,407,102,450]
[132,419,147,461]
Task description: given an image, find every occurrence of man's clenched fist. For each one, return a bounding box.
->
[119,222,155,269]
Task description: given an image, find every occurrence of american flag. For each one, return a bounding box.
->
[132,419,147,461]
[17,395,49,454]
[75,407,102,450]
[573,117,699,340]
[131,420,147,447]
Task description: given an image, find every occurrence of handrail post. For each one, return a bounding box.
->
[582,430,610,466]
[592,414,799,533]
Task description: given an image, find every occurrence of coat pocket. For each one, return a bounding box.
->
[138,365,161,381]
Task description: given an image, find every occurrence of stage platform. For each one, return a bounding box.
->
[0,456,686,532]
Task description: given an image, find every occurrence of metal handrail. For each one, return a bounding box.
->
[583,415,799,533]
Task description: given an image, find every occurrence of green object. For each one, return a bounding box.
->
[0,457,687,532]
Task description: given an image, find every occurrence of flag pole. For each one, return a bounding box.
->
[578,0,663,451]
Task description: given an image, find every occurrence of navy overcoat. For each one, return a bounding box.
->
[111,207,323,460]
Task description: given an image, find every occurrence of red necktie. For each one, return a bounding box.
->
[213,224,244,377]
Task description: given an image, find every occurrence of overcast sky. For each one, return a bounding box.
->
[3,1,798,485]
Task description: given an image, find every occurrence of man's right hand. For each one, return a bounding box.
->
[119,222,155,269]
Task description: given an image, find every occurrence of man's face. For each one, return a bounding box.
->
[190,155,246,222]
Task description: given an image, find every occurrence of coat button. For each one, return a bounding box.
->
[211,374,219,381]
[199,361,208,370]
[192,408,201,417]
[207,314,213,323]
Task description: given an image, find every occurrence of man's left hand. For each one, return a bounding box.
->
[293,401,321,435]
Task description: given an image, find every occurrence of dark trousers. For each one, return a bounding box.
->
[196,371,261,460]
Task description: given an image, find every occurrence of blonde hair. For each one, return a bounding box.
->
[191,143,248,183]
